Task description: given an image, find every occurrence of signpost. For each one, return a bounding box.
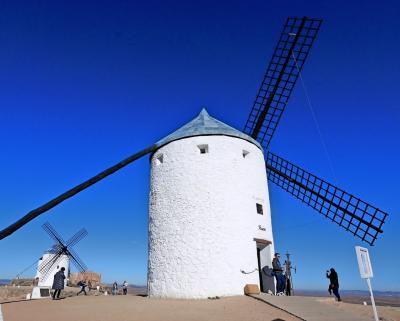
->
[355,246,379,321]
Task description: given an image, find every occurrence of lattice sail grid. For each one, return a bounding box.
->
[244,17,322,150]
[266,152,388,245]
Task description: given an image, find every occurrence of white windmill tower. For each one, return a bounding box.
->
[147,109,275,298]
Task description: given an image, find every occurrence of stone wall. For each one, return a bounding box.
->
[69,271,101,286]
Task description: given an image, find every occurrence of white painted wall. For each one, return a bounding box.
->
[36,253,69,287]
[148,135,274,298]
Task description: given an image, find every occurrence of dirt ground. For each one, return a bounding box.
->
[1,294,301,321]
[2,290,399,321]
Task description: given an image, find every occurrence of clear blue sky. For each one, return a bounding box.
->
[0,1,399,291]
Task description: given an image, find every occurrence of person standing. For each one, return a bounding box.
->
[272,253,285,295]
[112,281,118,295]
[52,267,66,300]
[326,268,341,301]
[122,281,128,295]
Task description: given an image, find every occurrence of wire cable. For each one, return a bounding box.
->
[291,51,339,185]
[15,258,39,279]
[15,245,56,279]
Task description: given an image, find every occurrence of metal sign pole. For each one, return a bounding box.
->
[355,246,379,321]
[366,278,379,321]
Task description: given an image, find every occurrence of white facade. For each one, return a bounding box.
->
[148,134,274,298]
[35,253,69,287]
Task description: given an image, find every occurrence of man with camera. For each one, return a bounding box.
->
[326,268,341,301]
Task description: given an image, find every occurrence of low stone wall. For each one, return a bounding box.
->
[69,271,101,287]
[10,278,36,286]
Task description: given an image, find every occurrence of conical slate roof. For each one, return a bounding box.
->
[155,108,262,150]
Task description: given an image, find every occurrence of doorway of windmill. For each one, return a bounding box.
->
[255,239,274,294]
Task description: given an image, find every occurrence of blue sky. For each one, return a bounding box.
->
[0,1,399,291]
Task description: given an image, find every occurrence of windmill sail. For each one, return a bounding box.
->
[37,222,89,283]
[42,221,66,245]
[266,151,388,245]
[39,252,64,282]
[0,144,157,240]
[243,17,389,245]
[66,228,88,248]
[38,250,63,274]
[68,247,88,272]
[244,17,322,150]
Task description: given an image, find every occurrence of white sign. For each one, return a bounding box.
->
[355,246,373,279]
[355,246,379,321]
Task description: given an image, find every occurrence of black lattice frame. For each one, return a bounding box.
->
[43,222,66,245]
[66,228,88,248]
[266,152,388,245]
[68,247,88,272]
[39,222,88,281]
[39,252,63,282]
[39,250,62,273]
[244,17,322,150]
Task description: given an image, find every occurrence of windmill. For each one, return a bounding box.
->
[36,222,88,287]
[0,17,389,297]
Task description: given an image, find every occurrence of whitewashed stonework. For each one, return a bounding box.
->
[147,109,274,298]
[36,253,69,287]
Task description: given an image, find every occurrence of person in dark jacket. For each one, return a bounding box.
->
[326,268,341,301]
[77,280,88,296]
[52,267,66,300]
[272,253,285,295]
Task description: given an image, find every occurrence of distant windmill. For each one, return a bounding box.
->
[0,17,389,298]
[36,222,88,287]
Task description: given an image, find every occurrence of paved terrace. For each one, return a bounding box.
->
[251,294,400,321]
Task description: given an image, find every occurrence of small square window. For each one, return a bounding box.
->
[155,154,163,165]
[256,203,263,215]
[198,144,209,154]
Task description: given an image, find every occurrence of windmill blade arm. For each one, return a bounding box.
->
[0,144,157,240]
[68,247,88,272]
[66,228,88,248]
[42,222,66,245]
[244,17,322,149]
[266,151,388,246]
